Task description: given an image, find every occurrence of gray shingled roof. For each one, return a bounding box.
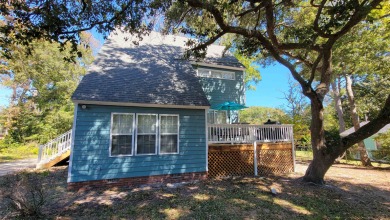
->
[72,31,243,106]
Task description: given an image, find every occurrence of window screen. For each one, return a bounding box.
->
[136,114,157,155]
[111,114,134,156]
[160,115,179,154]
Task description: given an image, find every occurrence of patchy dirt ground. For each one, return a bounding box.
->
[0,161,389,219]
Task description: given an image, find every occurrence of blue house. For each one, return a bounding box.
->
[66,31,247,187]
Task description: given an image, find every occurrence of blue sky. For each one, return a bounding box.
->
[246,64,290,109]
[0,31,291,109]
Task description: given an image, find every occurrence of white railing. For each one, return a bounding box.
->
[208,124,293,144]
[37,130,72,164]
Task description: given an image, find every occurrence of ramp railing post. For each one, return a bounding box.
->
[37,144,43,163]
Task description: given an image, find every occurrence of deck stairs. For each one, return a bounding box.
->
[36,130,72,169]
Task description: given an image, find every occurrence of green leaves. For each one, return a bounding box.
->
[0,38,94,144]
[0,0,167,59]
[234,53,261,90]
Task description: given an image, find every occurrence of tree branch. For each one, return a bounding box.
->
[308,53,322,85]
[186,0,315,99]
[283,51,313,68]
[310,0,321,7]
[313,0,332,38]
[236,4,263,17]
[189,30,226,52]
[330,0,383,42]
[315,0,384,48]
[57,0,136,35]
[264,0,279,47]
[279,43,322,51]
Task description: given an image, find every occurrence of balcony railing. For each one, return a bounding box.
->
[208,124,293,144]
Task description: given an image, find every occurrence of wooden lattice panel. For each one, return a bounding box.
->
[208,143,293,178]
[257,148,293,175]
[208,145,254,177]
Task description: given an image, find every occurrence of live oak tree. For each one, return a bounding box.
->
[164,0,390,184]
[0,34,94,144]
[1,0,389,184]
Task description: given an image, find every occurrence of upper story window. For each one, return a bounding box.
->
[197,68,235,80]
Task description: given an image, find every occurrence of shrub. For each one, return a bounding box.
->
[0,171,48,217]
[0,142,39,162]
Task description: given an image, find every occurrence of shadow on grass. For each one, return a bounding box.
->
[1,166,389,219]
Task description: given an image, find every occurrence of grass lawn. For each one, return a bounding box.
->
[0,144,39,163]
[1,162,389,219]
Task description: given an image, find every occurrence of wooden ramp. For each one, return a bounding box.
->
[36,150,70,169]
[36,130,72,169]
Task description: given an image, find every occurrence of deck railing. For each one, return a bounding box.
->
[208,124,293,144]
[37,129,72,164]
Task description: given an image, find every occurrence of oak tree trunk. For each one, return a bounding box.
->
[302,99,340,184]
[345,74,372,166]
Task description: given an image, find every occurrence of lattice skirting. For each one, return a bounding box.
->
[208,150,254,177]
[257,149,294,176]
[208,143,293,177]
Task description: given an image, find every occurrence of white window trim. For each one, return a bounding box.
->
[197,68,236,80]
[190,61,245,71]
[109,113,135,157]
[159,114,180,155]
[135,113,158,156]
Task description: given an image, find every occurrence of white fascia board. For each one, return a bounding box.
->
[190,61,246,71]
[72,100,210,110]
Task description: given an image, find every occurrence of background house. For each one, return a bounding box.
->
[340,121,390,160]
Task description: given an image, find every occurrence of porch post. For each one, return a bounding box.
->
[291,126,296,172]
[254,141,258,176]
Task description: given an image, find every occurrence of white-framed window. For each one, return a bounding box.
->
[159,114,179,154]
[136,114,158,155]
[197,68,235,80]
[207,110,227,124]
[110,113,135,156]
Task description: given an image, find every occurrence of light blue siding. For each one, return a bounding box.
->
[194,66,245,106]
[194,65,245,123]
[69,105,207,182]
